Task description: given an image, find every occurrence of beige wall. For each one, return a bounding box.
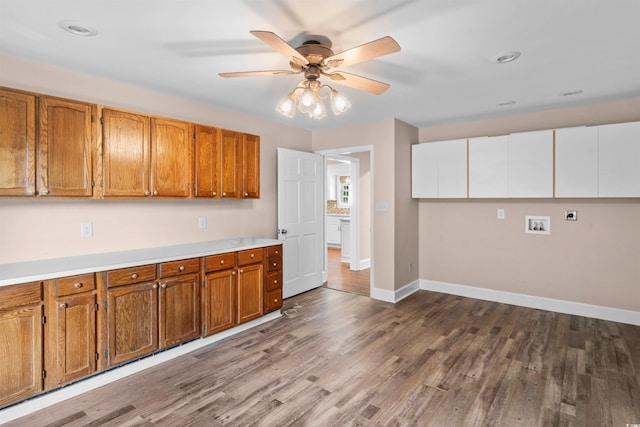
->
[0,54,311,263]
[394,120,419,287]
[353,151,371,261]
[418,98,640,312]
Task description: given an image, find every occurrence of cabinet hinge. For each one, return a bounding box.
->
[91,115,95,123]
[42,370,46,379]
[42,316,46,325]
[100,116,104,125]
[100,180,104,188]
[95,352,100,361]
[104,300,108,310]
[91,180,95,188]
[105,349,109,360]
[94,303,99,312]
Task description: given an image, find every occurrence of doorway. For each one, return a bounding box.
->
[319,148,372,297]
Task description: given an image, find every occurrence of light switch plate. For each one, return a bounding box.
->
[375,202,388,212]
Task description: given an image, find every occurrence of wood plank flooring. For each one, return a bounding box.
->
[324,247,370,296]
[5,288,640,426]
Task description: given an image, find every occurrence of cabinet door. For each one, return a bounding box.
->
[0,304,43,407]
[242,133,260,198]
[326,217,341,245]
[102,109,150,197]
[51,293,97,387]
[468,136,508,198]
[194,124,221,198]
[150,117,192,197]
[38,97,94,197]
[159,273,200,349]
[598,121,640,197]
[508,130,553,198]
[438,139,468,198]
[0,89,36,196]
[220,129,242,198]
[238,263,263,324]
[411,143,438,198]
[107,282,158,366]
[204,269,237,336]
[555,127,598,197]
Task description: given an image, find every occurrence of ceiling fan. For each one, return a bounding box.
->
[219,31,400,119]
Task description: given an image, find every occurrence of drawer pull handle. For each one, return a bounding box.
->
[74,283,83,289]
[153,284,158,289]
[178,266,185,271]
[131,273,138,280]
[220,260,225,265]
[59,303,67,308]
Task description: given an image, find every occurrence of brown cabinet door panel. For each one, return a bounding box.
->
[194,124,220,198]
[0,304,43,407]
[38,97,94,196]
[204,269,237,336]
[150,118,192,197]
[238,263,263,324]
[265,288,283,313]
[107,282,158,366]
[219,129,242,198]
[242,133,260,198]
[0,89,36,196]
[159,273,200,348]
[53,293,97,386]
[102,109,150,197]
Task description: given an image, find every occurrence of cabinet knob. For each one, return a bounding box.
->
[153,190,158,196]
[153,284,159,289]
[161,283,167,289]
[131,273,138,279]
[250,253,255,259]
[212,192,217,196]
[178,265,185,271]
[274,280,278,284]
[59,303,67,308]
[222,192,227,197]
[74,283,83,289]
[239,269,244,273]
[41,188,49,195]
[27,189,34,195]
[144,191,150,196]
[273,263,277,267]
[244,192,248,197]
[274,299,278,303]
[220,260,225,265]
[232,271,236,276]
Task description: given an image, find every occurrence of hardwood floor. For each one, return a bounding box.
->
[5,288,640,426]
[324,246,370,296]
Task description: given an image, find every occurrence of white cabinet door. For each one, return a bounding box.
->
[438,139,468,198]
[508,130,553,198]
[340,220,351,262]
[469,136,508,198]
[326,216,341,245]
[598,121,640,197]
[411,143,438,198]
[555,127,598,197]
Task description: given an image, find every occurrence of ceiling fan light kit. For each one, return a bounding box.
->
[220,31,400,120]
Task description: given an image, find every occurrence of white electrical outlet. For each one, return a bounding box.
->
[497,209,505,219]
[80,222,93,238]
[198,217,207,229]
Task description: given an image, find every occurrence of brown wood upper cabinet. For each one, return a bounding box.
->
[242,133,260,198]
[102,109,192,197]
[220,128,243,198]
[194,124,221,198]
[38,97,95,197]
[0,88,36,196]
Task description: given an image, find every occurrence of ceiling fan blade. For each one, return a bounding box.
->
[326,72,390,95]
[250,31,309,67]
[218,70,298,78]
[323,36,400,68]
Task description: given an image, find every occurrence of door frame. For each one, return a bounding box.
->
[316,145,374,295]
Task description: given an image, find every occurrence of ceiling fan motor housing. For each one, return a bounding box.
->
[290,41,334,71]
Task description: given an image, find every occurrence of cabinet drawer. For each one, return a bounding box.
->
[205,253,236,273]
[0,281,42,309]
[159,258,200,278]
[56,273,96,296]
[265,288,282,313]
[266,245,282,257]
[106,264,157,287]
[238,248,264,266]
[267,255,282,272]
[266,271,282,291]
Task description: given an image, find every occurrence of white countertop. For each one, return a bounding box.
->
[0,237,280,287]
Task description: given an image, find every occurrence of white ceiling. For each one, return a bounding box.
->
[1,0,639,131]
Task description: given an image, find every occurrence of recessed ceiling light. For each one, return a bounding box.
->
[560,90,584,97]
[496,100,516,107]
[494,51,521,64]
[59,21,98,37]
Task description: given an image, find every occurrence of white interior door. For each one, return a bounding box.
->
[277,148,324,298]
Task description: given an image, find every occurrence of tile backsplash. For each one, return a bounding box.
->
[327,200,350,215]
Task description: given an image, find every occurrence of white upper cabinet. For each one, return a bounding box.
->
[411,142,438,198]
[507,130,554,198]
[555,126,599,197]
[437,139,468,198]
[598,121,640,197]
[412,139,467,198]
[469,135,508,198]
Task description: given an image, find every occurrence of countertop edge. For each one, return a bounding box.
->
[0,238,280,287]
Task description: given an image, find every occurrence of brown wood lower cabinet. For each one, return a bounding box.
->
[264,245,283,313]
[159,272,200,349]
[0,282,44,407]
[238,249,264,324]
[203,268,237,336]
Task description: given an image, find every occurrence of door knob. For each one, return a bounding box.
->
[278,229,288,235]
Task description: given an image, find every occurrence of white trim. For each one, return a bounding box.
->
[371,280,421,304]
[420,279,640,326]
[358,258,370,270]
[0,312,282,424]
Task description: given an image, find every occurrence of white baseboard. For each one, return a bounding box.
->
[0,311,282,425]
[420,279,640,326]
[358,258,370,270]
[371,279,420,303]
